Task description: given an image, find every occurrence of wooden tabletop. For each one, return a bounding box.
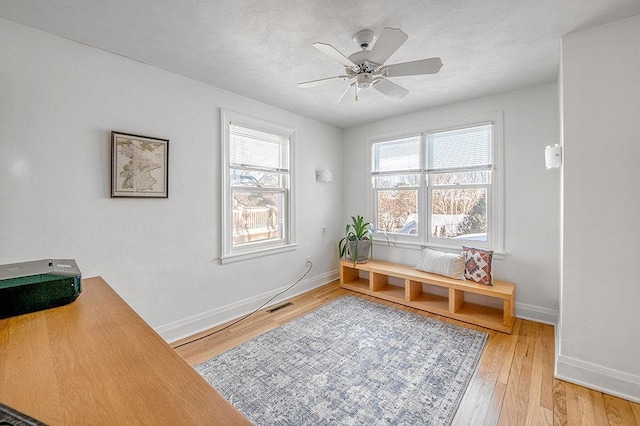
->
[0,276,249,425]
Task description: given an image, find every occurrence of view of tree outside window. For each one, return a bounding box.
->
[372,124,493,246]
[376,188,418,234]
[372,135,422,235]
[430,171,489,241]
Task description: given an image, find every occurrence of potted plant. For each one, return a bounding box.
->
[338,215,374,264]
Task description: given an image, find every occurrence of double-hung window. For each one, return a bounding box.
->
[371,135,422,236]
[221,110,295,263]
[427,124,493,245]
[371,119,502,251]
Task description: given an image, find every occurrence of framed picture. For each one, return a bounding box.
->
[111,131,169,198]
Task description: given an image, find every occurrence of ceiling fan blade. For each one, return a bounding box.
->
[368,27,408,65]
[373,78,409,99]
[298,75,350,88]
[312,42,355,67]
[338,83,357,103]
[386,57,443,77]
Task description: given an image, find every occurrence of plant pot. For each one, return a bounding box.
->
[348,239,371,263]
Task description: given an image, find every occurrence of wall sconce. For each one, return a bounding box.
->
[316,169,332,183]
[545,144,562,169]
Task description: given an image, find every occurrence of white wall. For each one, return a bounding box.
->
[558,14,640,402]
[0,18,343,342]
[342,84,561,322]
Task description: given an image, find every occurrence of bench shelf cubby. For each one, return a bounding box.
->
[340,259,516,334]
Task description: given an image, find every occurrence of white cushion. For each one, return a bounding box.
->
[415,248,464,280]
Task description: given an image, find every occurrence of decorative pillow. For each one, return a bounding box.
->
[462,246,494,285]
[415,248,464,280]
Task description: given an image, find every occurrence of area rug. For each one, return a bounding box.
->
[195,295,487,425]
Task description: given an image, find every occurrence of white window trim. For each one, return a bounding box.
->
[366,111,505,254]
[370,132,424,245]
[220,109,296,264]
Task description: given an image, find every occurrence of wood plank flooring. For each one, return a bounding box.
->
[172,281,640,425]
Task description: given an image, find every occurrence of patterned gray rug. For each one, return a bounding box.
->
[195,295,487,425]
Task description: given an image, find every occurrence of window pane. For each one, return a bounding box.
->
[431,171,490,186]
[376,189,418,234]
[373,174,421,188]
[230,124,289,171]
[232,190,283,245]
[230,169,282,188]
[431,188,487,241]
[427,124,492,172]
[373,136,420,172]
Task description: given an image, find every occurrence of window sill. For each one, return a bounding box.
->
[220,243,298,264]
[372,239,505,259]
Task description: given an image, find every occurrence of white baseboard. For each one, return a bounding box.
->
[158,270,557,343]
[555,354,640,403]
[515,301,558,325]
[156,269,339,343]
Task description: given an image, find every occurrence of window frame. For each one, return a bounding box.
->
[370,133,425,243]
[368,113,504,253]
[221,110,296,264]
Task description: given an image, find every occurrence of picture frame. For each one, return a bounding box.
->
[111,131,169,198]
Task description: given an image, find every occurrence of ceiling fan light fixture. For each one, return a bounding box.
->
[356,73,374,88]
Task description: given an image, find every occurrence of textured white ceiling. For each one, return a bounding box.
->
[1,1,639,128]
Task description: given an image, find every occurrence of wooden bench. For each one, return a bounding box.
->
[340,259,516,333]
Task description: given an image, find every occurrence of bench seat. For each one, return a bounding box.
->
[340,259,516,333]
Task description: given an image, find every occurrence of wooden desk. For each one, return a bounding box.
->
[0,277,249,425]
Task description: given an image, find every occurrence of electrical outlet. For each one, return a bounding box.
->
[305,256,311,264]
[321,226,326,236]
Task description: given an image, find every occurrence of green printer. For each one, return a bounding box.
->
[0,259,81,318]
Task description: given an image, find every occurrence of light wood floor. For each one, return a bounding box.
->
[173,281,640,425]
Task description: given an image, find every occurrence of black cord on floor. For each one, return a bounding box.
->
[173,261,313,349]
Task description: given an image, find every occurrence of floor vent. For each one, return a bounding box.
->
[267,302,293,313]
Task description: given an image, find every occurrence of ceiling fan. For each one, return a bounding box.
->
[298,27,443,103]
